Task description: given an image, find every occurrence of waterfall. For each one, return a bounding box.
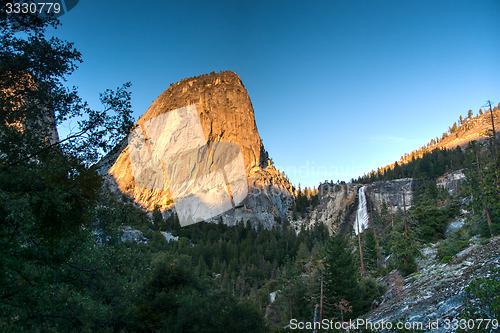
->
[354,186,369,235]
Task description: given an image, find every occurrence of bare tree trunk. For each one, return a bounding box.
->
[357,221,365,276]
[486,100,500,195]
[319,268,324,322]
[476,149,493,235]
[403,188,409,266]
[403,189,408,240]
[313,304,318,333]
[486,100,498,157]
[371,219,381,269]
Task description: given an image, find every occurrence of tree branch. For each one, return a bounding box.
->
[3,128,89,168]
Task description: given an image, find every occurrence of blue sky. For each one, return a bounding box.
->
[53,0,500,187]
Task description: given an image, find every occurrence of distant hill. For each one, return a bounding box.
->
[364,103,500,180]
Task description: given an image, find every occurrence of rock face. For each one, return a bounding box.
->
[232,164,294,228]
[160,231,179,243]
[308,179,416,233]
[307,182,359,233]
[135,71,267,172]
[98,71,293,227]
[361,237,500,332]
[436,170,466,196]
[120,226,147,244]
[365,178,417,214]
[366,171,467,215]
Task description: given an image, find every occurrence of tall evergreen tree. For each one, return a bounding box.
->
[364,228,379,272]
[323,231,360,319]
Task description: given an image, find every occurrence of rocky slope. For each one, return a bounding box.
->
[97,71,293,227]
[435,109,500,151]
[361,236,500,332]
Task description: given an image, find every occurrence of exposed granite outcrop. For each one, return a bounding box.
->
[361,237,500,332]
[435,109,500,151]
[365,178,417,214]
[436,170,466,196]
[97,71,293,227]
[307,182,359,233]
[120,226,147,244]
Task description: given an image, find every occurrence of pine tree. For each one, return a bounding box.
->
[465,141,500,236]
[364,228,379,272]
[389,230,419,276]
[152,206,165,230]
[296,242,311,265]
[323,232,360,319]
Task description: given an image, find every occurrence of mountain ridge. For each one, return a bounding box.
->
[368,106,500,181]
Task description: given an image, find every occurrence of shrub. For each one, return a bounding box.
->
[440,256,453,264]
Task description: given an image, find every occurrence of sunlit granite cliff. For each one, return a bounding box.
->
[97,71,293,227]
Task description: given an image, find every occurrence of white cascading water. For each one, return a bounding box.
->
[354,186,369,235]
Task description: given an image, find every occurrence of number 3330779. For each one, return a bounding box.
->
[5,2,61,14]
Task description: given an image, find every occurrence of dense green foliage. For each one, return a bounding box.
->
[410,181,460,243]
[150,214,330,299]
[292,186,319,219]
[458,267,500,333]
[366,203,418,277]
[436,227,470,263]
[322,232,385,320]
[323,232,360,319]
[463,140,500,237]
